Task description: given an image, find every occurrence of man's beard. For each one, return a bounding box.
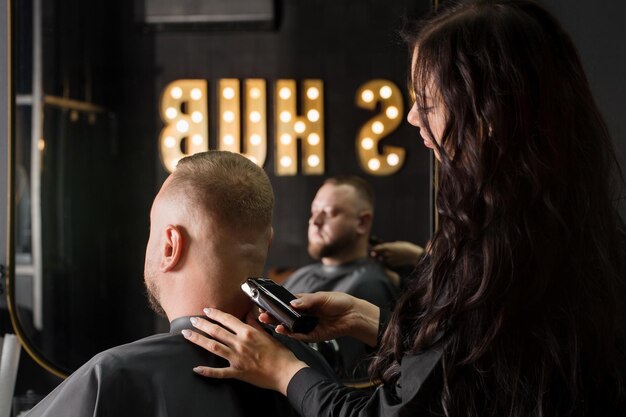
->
[144,269,166,318]
[307,233,356,260]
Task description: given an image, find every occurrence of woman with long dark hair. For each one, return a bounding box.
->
[183,1,626,415]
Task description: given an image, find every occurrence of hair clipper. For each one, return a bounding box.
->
[241,278,318,334]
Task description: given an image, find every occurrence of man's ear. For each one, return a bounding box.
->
[356,211,373,235]
[160,224,184,272]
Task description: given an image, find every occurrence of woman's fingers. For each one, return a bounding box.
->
[257,311,273,324]
[187,319,265,381]
[189,316,238,347]
[184,307,309,393]
[370,243,390,256]
[202,308,248,333]
[244,310,265,331]
[289,292,324,310]
[192,365,237,379]
[182,329,232,361]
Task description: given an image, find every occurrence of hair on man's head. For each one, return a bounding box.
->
[169,151,274,233]
[324,175,375,211]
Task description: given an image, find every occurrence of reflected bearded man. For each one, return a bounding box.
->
[282,176,397,380]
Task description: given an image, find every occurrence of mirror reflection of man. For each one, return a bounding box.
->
[26,151,333,417]
[282,176,397,380]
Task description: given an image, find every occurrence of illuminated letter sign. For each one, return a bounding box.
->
[218,79,267,166]
[355,80,405,175]
[274,79,324,176]
[158,78,407,176]
[159,80,209,172]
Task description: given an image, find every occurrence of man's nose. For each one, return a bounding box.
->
[310,212,324,226]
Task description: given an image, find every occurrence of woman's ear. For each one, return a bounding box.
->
[160,224,184,272]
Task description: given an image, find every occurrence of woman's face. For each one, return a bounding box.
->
[407,47,447,161]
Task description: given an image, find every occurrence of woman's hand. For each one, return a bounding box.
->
[183,308,308,395]
[371,241,424,267]
[259,291,381,347]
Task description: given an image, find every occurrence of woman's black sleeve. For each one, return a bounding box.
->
[286,348,443,417]
[287,367,401,417]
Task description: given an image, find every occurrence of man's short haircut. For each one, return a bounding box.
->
[169,151,274,233]
[324,175,375,211]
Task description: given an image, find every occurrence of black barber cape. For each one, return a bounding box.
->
[27,316,336,417]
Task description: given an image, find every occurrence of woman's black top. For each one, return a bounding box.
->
[286,310,444,417]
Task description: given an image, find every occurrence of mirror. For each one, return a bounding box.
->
[9,0,168,377]
[7,0,435,382]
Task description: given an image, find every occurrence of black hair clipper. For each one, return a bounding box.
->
[241,278,318,334]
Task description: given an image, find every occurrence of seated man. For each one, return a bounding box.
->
[282,175,397,380]
[27,151,333,417]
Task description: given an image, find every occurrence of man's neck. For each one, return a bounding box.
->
[163,278,252,323]
[319,238,370,266]
[320,252,368,266]
[166,302,251,324]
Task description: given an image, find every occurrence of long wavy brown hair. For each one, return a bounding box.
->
[372,1,626,416]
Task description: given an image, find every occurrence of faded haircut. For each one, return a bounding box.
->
[324,175,375,212]
[168,151,274,233]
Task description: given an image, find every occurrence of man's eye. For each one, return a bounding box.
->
[327,209,340,218]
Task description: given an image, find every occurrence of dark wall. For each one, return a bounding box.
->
[540,0,626,218]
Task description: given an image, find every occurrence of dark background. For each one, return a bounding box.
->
[1,0,624,399]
